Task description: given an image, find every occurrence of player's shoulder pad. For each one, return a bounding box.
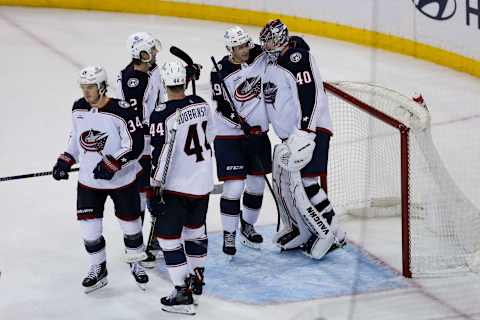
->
[186,94,207,105]
[72,98,91,111]
[278,47,312,73]
[150,100,177,123]
[213,55,238,78]
[289,35,310,51]
[121,64,149,86]
[102,98,136,119]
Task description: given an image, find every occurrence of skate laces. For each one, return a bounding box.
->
[242,222,258,236]
[86,264,102,279]
[131,262,146,276]
[224,232,236,247]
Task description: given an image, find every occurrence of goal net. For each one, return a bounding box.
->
[325,81,480,277]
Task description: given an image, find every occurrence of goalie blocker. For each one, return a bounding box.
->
[272,130,345,259]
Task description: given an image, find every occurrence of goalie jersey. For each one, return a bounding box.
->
[65,98,144,189]
[263,48,332,139]
[117,62,166,155]
[210,44,269,136]
[150,95,214,197]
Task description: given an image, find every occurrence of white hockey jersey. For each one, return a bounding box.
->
[210,44,269,136]
[263,48,332,139]
[150,95,214,197]
[117,62,166,155]
[65,97,144,189]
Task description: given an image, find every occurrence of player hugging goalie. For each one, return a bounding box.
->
[259,19,347,259]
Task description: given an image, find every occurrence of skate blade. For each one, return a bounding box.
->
[239,235,262,250]
[84,278,108,294]
[125,252,148,263]
[222,253,235,262]
[139,260,156,269]
[136,281,147,291]
[193,295,200,306]
[161,304,195,315]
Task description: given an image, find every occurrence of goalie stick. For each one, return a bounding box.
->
[210,56,281,231]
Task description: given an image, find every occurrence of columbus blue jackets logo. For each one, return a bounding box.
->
[127,78,139,88]
[290,52,302,63]
[262,82,278,106]
[80,130,108,152]
[234,76,262,102]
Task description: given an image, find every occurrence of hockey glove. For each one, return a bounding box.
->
[52,153,75,180]
[146,187,166,216]
[241,122,262,137]
[277,129,315,171]
[93,155,121,180]
[186,63,202,82]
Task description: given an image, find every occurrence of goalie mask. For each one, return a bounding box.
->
[259,19,289,61]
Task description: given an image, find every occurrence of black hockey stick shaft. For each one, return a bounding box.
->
[210,56,281,230]
[170,46,196,96]
[0,167,79,182]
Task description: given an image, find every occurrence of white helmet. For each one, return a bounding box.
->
[161,61,186,87]
[78,65,108,94]
[127,32,161,62]
[224,26,254,52]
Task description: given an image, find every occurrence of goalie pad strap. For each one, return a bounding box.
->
[304,183,320,199]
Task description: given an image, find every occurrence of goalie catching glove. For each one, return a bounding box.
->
[276,129,315,171]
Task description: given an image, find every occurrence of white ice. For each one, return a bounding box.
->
[0,6,479,320]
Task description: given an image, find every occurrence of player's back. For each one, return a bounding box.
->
[150,95,214,196]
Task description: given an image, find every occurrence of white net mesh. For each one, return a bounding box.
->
[325,82,480,277]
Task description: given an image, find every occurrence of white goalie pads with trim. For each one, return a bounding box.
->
[276,129,316,172]
[272,144,335,259]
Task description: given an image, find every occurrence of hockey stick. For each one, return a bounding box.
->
[0,167,79,182]
[170,46,197,96]
[210,56,281,231]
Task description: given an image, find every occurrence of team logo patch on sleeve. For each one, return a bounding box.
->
[118,101,131,109]
[154,103,166,112]
[127,78,139,88]
[80,130,109,152]
[290,52,302,63]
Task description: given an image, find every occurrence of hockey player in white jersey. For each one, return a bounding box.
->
[148,61,213,315]
[210,26,272,256]
[117,32,165,267]
[259,19,346,259]
[52,66,149,293]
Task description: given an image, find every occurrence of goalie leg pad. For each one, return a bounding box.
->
[272,148,335,258]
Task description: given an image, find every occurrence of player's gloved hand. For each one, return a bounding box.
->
[241,121,262,137]
[52,153,75,181]
[276,129,315,171]
[146,186,166,216]
[186,63,202,82]
[93,155,121,180]
[289,35,310,51]
[263,81,278,105]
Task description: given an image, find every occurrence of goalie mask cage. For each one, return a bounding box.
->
[324,82,480,278]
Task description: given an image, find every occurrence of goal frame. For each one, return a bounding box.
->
[324,82,412,278]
